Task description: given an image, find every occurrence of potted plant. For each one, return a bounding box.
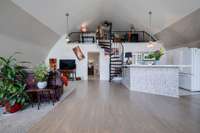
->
[0,53,29,113]
[4,83,29,113]
[147,48,164,64]
[33,64,48,89]
[0,81,6,107]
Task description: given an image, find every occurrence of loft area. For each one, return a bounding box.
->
[68,21,157,43]
[69,30,157,43]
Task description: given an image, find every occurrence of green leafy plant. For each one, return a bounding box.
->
[0,53,29,107]
[0,81,28,106]
[147,48,164,61]
[33,64,48,82]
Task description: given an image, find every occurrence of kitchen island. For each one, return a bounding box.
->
[122,65,190,98]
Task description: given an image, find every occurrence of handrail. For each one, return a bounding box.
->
[69,30,157,43]
[143,31,158,41]
[69,31,95,36]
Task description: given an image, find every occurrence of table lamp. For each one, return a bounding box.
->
[125,52,133,65]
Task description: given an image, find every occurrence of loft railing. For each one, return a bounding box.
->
[68,30,157,43]
[112,31,157,42]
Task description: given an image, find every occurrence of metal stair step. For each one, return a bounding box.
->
[111,71,121,73]
[111,59,122,62]
[110,74,121,77]
[99,43,110,46]
[110,75,121,78]
[111,66,122,69]
[100,46,110,49]
[110,71,121,74]
[111,68,121,70]
[110,64,123,66]
[98,40,110,43]
[111,56,121,59]
[110,60,122,62]
[110,63,122,65]
[99,45,110,48]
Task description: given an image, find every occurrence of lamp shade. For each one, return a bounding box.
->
[125,52,132,58]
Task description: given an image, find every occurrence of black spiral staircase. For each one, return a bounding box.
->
[98,23,124,82]
[109,43,124,81]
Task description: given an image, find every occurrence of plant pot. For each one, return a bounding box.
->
[0,101,3,107]
[5,102,22,113]
[153,60,160,65]
[0,99,6,107]
[37,81,47,89]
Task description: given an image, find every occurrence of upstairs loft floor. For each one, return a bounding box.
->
[29,81,200,133]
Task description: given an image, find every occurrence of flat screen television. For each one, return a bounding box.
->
[59,59,76,70]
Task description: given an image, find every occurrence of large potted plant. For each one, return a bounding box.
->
[3,82,29,113]
[0,53,29,113]
[33,64,48,89]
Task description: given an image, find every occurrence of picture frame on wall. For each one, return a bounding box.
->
[73,46,85,61]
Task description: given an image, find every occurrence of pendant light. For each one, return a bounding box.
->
[147,11,154,48]
[65,13,70,43]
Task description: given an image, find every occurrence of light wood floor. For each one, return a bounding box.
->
[29,81,200,133]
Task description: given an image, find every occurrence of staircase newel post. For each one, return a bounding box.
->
[109,23,112,82]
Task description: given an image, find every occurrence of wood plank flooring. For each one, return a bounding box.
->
[29,81,200,133]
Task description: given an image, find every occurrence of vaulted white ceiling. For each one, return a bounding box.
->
[12,0,200,35]
[0,0,199,64]
[0,0,59,64]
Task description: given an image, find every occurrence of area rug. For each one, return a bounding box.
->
[0,85,75,133]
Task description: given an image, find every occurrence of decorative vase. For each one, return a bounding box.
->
[5,102,22,113]
[153,60,160,65]
[37,81,47,89]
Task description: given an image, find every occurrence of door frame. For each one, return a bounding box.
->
[87,52,100,80]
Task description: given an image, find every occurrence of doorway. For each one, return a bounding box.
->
[88,52,100,80]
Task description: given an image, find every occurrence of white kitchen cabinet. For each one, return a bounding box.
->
[166,47,200,91]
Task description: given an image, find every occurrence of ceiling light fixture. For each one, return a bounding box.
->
[147,11,154,48]
[65,13,70,43]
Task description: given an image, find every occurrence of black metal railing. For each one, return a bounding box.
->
[68,30,157,43]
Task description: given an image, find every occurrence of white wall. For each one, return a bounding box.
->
[46,35,163,80]
[0,33,47,66]
[46,35,109,80]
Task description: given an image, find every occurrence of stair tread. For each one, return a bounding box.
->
[111,69,121,70]
[110,64,122,65]
[111,56,121,59]
[111,58,122,60]
[99,45,110,48]
[110,75,121,76]
[98,40,110,43]
[101,47,110,50]
[111,67,122,68]
[100,45,110,47]
[111,63,122,66]
[111,60,122,62]
[111,70,121,72]
[99,43,110,45]
[111,71,121,73]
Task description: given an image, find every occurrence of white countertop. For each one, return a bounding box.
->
[123,65,191,68]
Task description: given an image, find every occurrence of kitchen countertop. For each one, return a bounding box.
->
[123,65,191,68]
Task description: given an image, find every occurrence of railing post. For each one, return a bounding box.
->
[109,23,112,82]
